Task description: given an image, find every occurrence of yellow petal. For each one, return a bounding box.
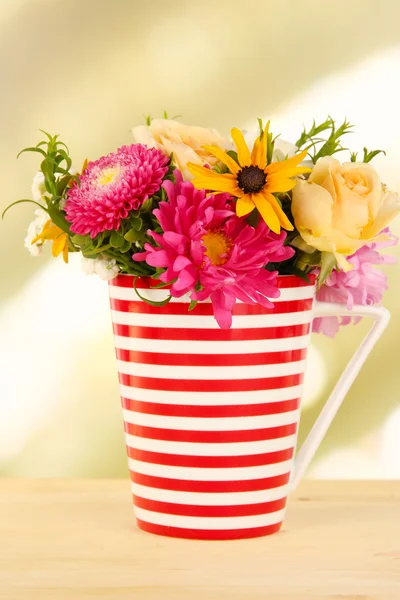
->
[266,174,297,194]
[63,242,69,263]
[251,122,269,169]
[252,193,281,234]
[52,233,67,258]
[231,128,252,167]
[236,195,255,217]
[262,191,294,230]
[187,163,238,194]
[266,149,311,174]
[202,145,240,175]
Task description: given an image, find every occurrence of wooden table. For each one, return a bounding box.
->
[1,480,399,599]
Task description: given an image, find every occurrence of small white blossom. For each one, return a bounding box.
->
[24,208,49,257]
[31,171,48,202]
[81,256,120,281]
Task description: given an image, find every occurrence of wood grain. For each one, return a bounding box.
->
[0,479,399,599]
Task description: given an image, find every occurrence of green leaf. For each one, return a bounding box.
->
[110,230,125,248]
[119,239,132,253]
[318,252,337,290]
[71,234,88,246]
[133,277,172,306]
[363,147,386,163]
[140,198,153,213]
[130,217,143,231]
[17,147,47,159]
[257,118,263,137]
[47,203,71,233]
[2,199,47,220]
[124,228,142,242]
[226,150,239,164]
[266,132,274,165]
[56,174,72,196]
[188,300,198,311]
[350,151,358,162]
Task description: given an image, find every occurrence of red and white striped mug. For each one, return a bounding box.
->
[109,274,389,540]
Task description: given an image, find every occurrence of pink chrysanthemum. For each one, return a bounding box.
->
[313,229,398,337]
[65,144,169,238]
[133,170,294,328]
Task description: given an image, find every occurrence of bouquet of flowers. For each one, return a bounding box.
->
[6,115,400,335]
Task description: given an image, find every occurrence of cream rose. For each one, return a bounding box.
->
[291,157,400,270]
[132,119,227,180]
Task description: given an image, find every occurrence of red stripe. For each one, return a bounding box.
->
[124,422,297,442]
[130,470,291,492]
[133,495,287,517]
[110,297,314,316]
[127,446,294,467]
[136,519,282,539]
[122,397,301,418]
[113,323,311,341]
[110,274,315,289]
[118,372,303,392]
[115,348,307,367]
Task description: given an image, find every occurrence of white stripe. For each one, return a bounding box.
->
[125,434,297,456]
[111,310,313,329]
[131,482,290,505]
[134,506,286,529]
[117,359,306,380]
[123,409,300,431]
[110,285,315,302]
[119,383,303,405]
[114,334,310,354]
[128,458,293,481]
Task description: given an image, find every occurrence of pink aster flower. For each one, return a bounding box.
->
[65,144,169,238]
[133,170,294,328]
[313,229,398,337]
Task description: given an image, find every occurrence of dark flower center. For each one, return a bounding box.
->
[237,166,267,194]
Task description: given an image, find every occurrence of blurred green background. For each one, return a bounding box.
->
[1,0,399,478]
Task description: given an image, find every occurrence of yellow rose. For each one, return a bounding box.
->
[291,157,400,270]
[132,119,227,180]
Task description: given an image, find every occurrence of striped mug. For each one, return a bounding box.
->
[109,274,389,540]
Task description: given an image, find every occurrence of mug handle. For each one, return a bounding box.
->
[290,301,391,490]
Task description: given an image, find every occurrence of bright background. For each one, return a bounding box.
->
[1,0,400,479]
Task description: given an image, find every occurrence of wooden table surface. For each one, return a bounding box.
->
[1,479,399,600]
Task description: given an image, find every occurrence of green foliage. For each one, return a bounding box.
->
[318,252,337,290]
[296,116,354,163]
[362,147,386,163]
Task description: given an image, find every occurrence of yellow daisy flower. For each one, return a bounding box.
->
[31,219,69,263]
[187,123,311,234]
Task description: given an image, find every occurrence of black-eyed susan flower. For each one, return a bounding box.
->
[187,123,311,234]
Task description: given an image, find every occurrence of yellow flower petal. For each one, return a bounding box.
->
[251,122,269,169]
[262,191,294,230]
[231,128,252,167]
[52,233,67,258]
[63,242,69,263]
[187,163,239,193]
[266,149,311,174]
[236,195,255,217]
[252,193,281,234]
[266,174,297,194]
[202,145,240,175]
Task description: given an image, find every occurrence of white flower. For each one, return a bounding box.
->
[272,137,298,161]
[81,256,120,281]
[31,171,48,202]
[24,208,49,257]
